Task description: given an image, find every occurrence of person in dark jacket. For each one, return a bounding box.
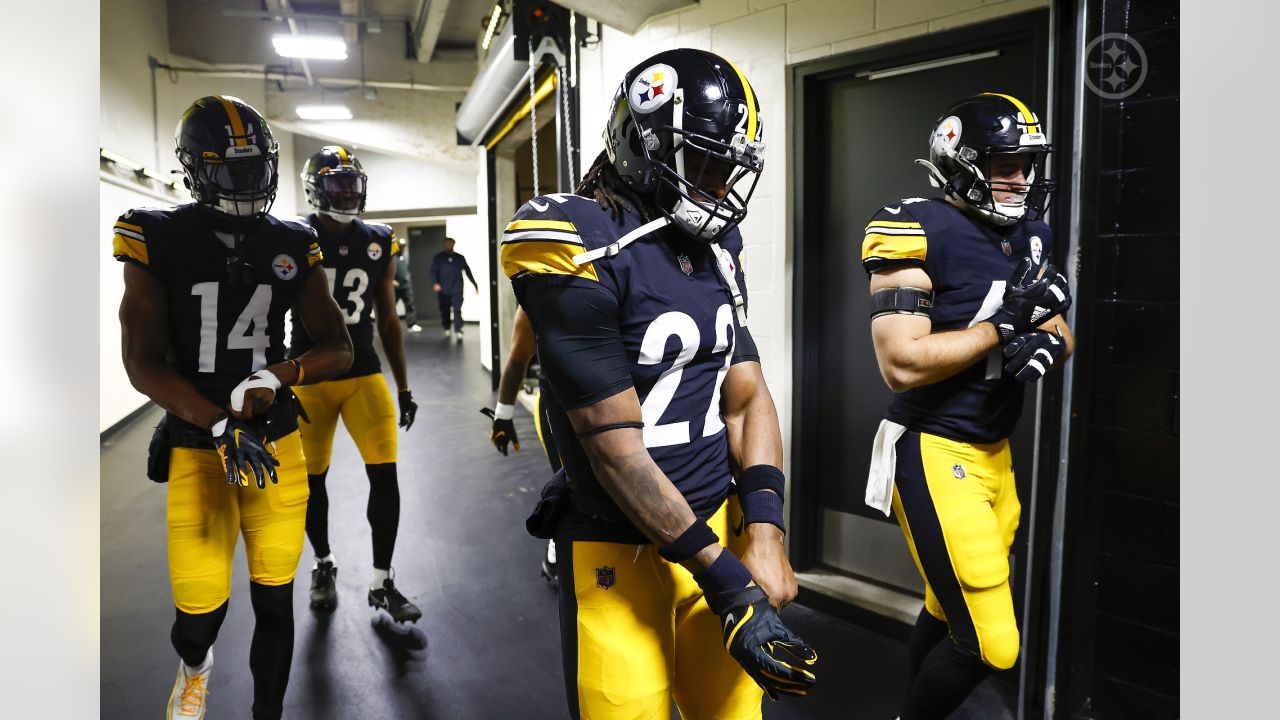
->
[429,237,478,342]
[392,248,421,332]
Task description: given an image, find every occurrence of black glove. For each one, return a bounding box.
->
[210,416,279,490]
[479,407,520,456]
[706,585,818,701]
[985,259,1071,344]
[1003,330,1066,381]
[398,390,418,430]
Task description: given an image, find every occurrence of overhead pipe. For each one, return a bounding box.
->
[149,61,468,94]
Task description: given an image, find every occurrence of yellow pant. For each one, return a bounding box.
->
[892,430,1022,670]
[559,497,763,720]
[167,431,309,614]
[293,372,397,474]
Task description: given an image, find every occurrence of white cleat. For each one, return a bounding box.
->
[166,648,212,719]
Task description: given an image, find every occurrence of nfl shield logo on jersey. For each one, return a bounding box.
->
[338,245,349,256]
[678,254,694,276]
[367,242,383,260]
[272,254,298,280]
[596,566,616,590]
[952,464,967,479]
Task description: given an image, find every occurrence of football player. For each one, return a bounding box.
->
[289,146,422,623]
[860,93,1075,720]
[115,96,353,720]
[503,50,817,718]
[481,306,563,582]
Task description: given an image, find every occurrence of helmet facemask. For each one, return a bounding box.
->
[310,168,367,224]
[180,148,279,221]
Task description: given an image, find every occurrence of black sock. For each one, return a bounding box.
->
[249,581,295,720]
[901,638,994,720]
[366,463,401,571]
[906,608,950,690]
[304,469,330,559]
[171,601,228,668]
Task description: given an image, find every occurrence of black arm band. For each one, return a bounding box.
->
[737,465,785,495]
[658,518,720,564]
[870,287,933,319]
[737,466,787,533]
[577,421,645,438]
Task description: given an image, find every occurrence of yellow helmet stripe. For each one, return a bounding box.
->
[216,96,249,146]
[337,146,349,164]
[982,92,1038,134]
[723,58,758,140]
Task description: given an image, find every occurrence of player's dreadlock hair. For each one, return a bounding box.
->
[575,150,657,222]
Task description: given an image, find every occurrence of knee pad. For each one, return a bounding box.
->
[948,506,1011,590]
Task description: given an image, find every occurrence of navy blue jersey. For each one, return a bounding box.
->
[503,193,758,540]
[289,215,399,379]
[861,197,1056,443]
[112,203,322,440]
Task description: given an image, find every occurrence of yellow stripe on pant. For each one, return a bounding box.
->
[561,497,764,720]
[891,431,1022,670]
[167,431,309,614]
[292,372,398,475]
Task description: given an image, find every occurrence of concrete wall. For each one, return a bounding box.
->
[574,0,1049,473]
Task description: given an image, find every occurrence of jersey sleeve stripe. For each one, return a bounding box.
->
[501,241,599,282]
[862,232,927,263]
[113,227,146,242]
[501,230,584,246]
[864,226,926,236]
[865,220,923,230]
[505,219,577,233]
[390,239,401,255]
[112,233,149,265]
[114,220,144,233]
[307,242,324,266]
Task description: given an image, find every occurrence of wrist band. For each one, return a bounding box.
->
[494,402,515,421]
[657,518,720,564]
[737,465,785,495]
[398,387,410,394]
[693,551,754,613]
[288,359,305,385]
[229,369,281,413]
[208,415,230,436]
[739,490,786,533]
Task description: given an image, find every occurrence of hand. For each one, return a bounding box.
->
[1003,330,1066,381]
[398,390,418,430]
[479,407,520,455]
[707,584,818,701]
[229,369,281,419]
[739,524,798,610]
[984,259,1071,344]
[432,283,442,293]
[210,416,279,490]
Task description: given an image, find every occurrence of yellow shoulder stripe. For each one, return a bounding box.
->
[862,232,926,263]
[390,239,401,255]
[112,233,149,265]
[865,220,923,230]
[307,242,324,266]
[114,220,144,233]
[506,219,577,233]
[501,241,598,282]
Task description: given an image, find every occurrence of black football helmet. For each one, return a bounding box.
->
[916,93,1055,226]
[604,48,765,242]
[301,145,368,223]
[175,95,279,221]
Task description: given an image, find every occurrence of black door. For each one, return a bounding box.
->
[794,15,1050,598]
[408,225,446,327]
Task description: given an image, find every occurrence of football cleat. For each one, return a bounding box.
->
[309,559,338,611]
[540,539,559,585]
[408,323,423,333]
[166,648,212,719]
[368,575,422,623]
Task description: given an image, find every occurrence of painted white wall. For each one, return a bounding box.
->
[575,0,1049,475]
[291,134,477,215]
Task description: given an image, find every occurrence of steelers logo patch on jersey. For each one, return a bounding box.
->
[272,254,298,280]
[932,115,963,155]
[367,242,383,261]
[629,63,678,114]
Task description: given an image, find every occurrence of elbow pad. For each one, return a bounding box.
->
[870,287,933,319]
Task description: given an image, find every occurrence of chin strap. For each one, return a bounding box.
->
[572,216,671,265]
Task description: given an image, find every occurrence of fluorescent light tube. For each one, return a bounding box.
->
[272,34,347,60]
[481,5,503,51]
[295,104,353,121]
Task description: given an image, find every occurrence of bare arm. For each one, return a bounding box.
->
[568,391,723,575]
[1038,314,1076,360]
[869,267,1000,393]
[288,269,354,385]
[119,263,226,429]
[375,256,409,391]
[497,307,537,405]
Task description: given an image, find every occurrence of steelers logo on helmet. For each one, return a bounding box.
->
[932,115,963,157]
[367,242,383,261]
[272,254,298,280]
[629,63,678,114]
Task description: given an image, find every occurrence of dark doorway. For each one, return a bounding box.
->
[408,225,446,327]
[791,0,1052,642]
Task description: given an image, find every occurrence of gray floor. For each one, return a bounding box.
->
[101,326,1011,719]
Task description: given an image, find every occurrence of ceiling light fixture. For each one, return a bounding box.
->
[481,5,503,51]
[272,34,348,60]
[296,104,353,121]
